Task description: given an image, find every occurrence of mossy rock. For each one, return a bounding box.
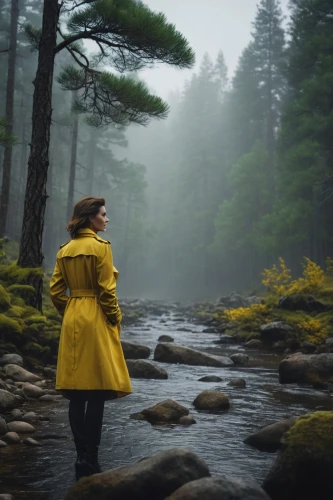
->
[0,313,22,335]
[6,263,43,285]
[0,284,11,312]
[10,296,26,307]
[23,342,50,359]
[7,284,36,302]
[0,342,19,354]
[6,306,26,318]
[24,315,47,325]
[263,412,333,500]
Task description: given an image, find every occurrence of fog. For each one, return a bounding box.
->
[4,0,329,303]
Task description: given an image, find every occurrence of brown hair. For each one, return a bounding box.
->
[66,196,105,238]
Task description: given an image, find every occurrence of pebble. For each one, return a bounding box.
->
[7,421,36,433]
[11,408,24,419]
[23,383,44,399]
[0,440,8,448]
[39,394,60,402]
[22,437,41,447]
[0,494,14,500]
[22,411,38,423]
[3,431,20,444]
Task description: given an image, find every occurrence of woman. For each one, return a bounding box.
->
[50,196,132,480]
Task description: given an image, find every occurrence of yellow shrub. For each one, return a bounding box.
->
[262,257,324,296]
[262,258,291,296]
[224,304,267,323]
[297,318,327,345]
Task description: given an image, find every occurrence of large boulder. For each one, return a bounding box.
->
[166,476,270,500]
[244,417,297,452]
[65,448,210,500]
[7,421,35,433]
[4,364,41,383]
[263,412,333,500]
[278,294,327,313]
[142,399,189,424]
[193,391,230,411]
[260,322,293,344]
[0,354,23,367]
[154,344,233,368]
[22,383,45,399]
[0,389,20,412]
[245,339,263,349]
[126,359,168,380]
[121,341,151,360]
[279,353,333,384]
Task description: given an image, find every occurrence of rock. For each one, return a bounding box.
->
[0,415,7,435]
[166,476,270,500]
[23,383,44,399]
[0,354,23,367]
[177,327,192,332]
[22,412,38,423]
[65,448,210,500]
[0,389,20,411]
[202,328,217,333]
[154,344,233,367]
[325,337,333,347]
[43,367,56,378]
[129,412,146,421]
[158,335,174,343]
[193,390,230,411]
[39,394,60,402]
[245,296,263,306]
[178,416,196,426]
[301,341,317,354]
[3,431,20,444]
[198,376,223,383]
[4,364,41,383]
[229,293,247,308]
[230,353,249,366]
[244,417,297,452]
[34,380,47,387]
[22,437,41,446]
[126,359,168,380]
[0,494,13,500]
[0,440,7,448]
[11,408,23,419]
[260,322,293,344]
[227,378,246,388]
[263,412,333,500]
[13,388,25,398]
[278,294,327,313]
[279,353,333,384]
[7,421,35,433]
[142,399,189,424]
[121,340,151,360]
[245,339,263,349]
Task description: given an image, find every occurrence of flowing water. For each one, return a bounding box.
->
[1,311,332,499]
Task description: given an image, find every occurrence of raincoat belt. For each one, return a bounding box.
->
[70,288,99,298]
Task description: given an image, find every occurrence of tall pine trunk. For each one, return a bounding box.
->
[0,0,19,237]
[66,91,79,221]
[17,0,60,311]
[266,0,275,196]
[86,129,96,194]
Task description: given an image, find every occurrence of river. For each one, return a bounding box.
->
[1,311,332,499]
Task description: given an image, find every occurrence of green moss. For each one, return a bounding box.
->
[24,315,47,325]
[0,313,22,335]
[0,262,43,285]
[283,412,333,462]
[0,284,11,312]
[6,306,26,318]
[10,296,25,307]
[7,284,36,302]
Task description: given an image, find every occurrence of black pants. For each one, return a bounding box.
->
[68,391,105,454]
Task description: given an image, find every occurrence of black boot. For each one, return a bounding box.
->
[82,446,102,475]
[75,449,88,481]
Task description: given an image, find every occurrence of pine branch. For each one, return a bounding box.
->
[55,0,195,70]
[57,66,169,127]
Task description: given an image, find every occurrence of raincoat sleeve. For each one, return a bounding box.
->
[50,259,69,316]
[97,243,122,324]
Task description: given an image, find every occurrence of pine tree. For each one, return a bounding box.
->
[17,0,195,310]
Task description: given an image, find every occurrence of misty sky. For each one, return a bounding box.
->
[141,0,290,99]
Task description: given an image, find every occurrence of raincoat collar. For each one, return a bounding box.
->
[75,228,109,243]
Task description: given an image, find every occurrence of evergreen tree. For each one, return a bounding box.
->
[18,0,195,309]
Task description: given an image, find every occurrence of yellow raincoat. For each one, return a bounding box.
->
[50,228,132,398]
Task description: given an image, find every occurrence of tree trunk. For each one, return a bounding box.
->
[86,129,96,194]
[66,91,79,221]
[18,91,27,210]
[0,0,19,237]
[266,0,275,197]
[17,0,60,311]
